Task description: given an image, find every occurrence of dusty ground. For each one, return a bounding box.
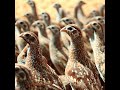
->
[15,0,104,20]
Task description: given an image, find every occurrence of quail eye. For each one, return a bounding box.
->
[37,22,40,25]
[51,27,55,29]
[98,18,101,21]
[42,13,45,15]
[67,27,73,30]
[44,15,47,18]
[66,19,69,22]
[93,23,100,29]
[20,22,23,24]
[26,13,29,16]
[93,23,97,26]
[29,2,33,5]
[25,34,30,37]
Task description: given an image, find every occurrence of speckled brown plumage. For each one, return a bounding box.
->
[15,63,62,90]
[60,17,93,60]
[60,24,102,90]
[84,21,105,82]
[47,25,68,75]
[58,75,73,90]
[19,31,64,89]
[15,63,35,90]
[32,20,55,71]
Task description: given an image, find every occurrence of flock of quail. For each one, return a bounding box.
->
[15,0,105,90]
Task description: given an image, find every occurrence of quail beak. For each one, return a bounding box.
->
[60,18,64,22]
[31,23,36,28]
[19,33,24,38]
[47,27,53,34]
[61,18,67,23]
[19,33,29,44]
[78,1,86,7]
[60,27,67,33]
[15,22,18,27]
[39,14,42,17]
[27,0,31,3]
[47,26,51,30]
[82,2,86,5]
[80,1,86,5]
[24,14,27,17]
[60,19,67,25]
[52,4,56,8]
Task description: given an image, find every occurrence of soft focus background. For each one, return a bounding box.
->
[15,0,105,20]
